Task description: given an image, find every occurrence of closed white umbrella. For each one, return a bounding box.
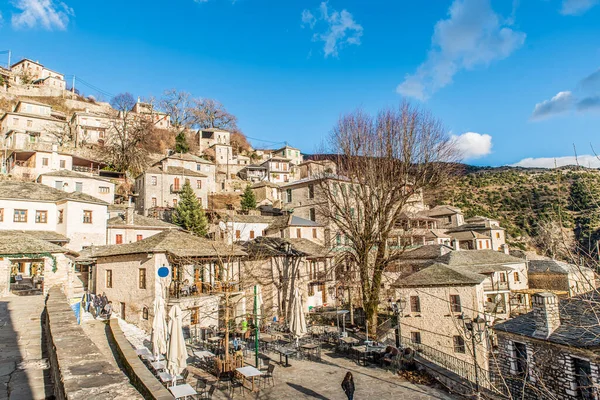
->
[151,293,168,358]
[289,287,307,343]
[166,304,187,382]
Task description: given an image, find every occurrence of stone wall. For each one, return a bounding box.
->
[491,331,600,399]
[107,319,173,400]
[44,287,142,399]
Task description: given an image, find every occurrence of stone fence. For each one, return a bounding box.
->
[44,287,142,399]
[107,318,174,400]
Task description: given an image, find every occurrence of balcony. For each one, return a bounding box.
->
[483,282,509,292]
[170,184,182,193]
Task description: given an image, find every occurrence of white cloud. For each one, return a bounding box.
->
[11,0,74,30]
[451,132,493,160]
[512,155,600,168]
[396,0,525,100]
[301,2,363,58]
[530,91,574,120]
[560,0,599,15]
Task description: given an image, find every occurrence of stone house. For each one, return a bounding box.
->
[238,164,268,183]
[0,231,75,298]
[448,230,493,250]
[492,292,600,399]
[213,214,276,244]
[91,230,245,333]
[4,149,106,181]
[262,157,292,184]
[264,214,325,245]
[242,236,334,321]
[38,169,116,204]
[250,181,281,207]
[422,205,465,229]
[0,100,66,149]
[272,145,303,166]
[446,216,506,252]
[106,207,180,245]
[10,59,66,89]
[297,160,337,179]
[70,110,112,145]
[134,153,215,216]
[130,100,170,129]
[527,259,596,297]
[0,181,108,251]
[197,128,231,152]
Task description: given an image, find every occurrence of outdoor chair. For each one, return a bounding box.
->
[206,385,216,399]
[229,372,245,398]
[261,364,275,387]
[215,368,231,390]
[176,369,189,385]
[195,379,207,399]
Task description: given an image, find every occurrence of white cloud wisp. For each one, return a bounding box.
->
[560,0,599,15]
[513,155,600,168]
[451,131,493,160]
[396,0,525,100]
[11,0,74,30]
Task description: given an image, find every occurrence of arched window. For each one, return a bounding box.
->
[142,307,149,320]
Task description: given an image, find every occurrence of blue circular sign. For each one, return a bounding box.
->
[157,266,170,278]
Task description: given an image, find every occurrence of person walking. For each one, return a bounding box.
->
[81,291,91,313]
[341,372,355,400]
[93,294,103,319]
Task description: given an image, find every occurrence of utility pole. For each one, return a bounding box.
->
[7,50,11,69]
[72,75,75,94]
[254,285,259,368]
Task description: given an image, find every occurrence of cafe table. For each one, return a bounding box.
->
[236,366,263,391]
[169,383,197,399]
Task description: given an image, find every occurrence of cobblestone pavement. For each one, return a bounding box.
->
[0,295,53,400]
[205,350,458,400]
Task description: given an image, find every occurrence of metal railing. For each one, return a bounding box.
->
[401,338,490,389]
[483,282,509,291]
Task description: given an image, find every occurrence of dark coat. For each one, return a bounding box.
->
[342,379,355,396]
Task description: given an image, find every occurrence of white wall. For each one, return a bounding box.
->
[62,200,107,251]
[39,175,115,204]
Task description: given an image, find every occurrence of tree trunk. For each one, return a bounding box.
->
[224,292,230,363]
[348,288,354,324]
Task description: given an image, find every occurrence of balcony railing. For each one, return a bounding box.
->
[72,165,99,175]
[483,282,509,292]
[170,184,182,193]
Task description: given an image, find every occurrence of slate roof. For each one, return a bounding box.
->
[251,181,279,189]
[156,153,214,165]
[228,215,276,224]
[436,250,524,266]
[399,244,454,260]
[494,291,600,348]
[143,165,207,178]
[0,231,71,255]
[241,236,330,258]
[448,230,489,240]
[0,181,108,205]
[38,169,112,182]
[528,259,585,274]
[0,230,69,243]
[446,223,505,233]
[392,263,487,288]
[107,214,180,229]
[92,230,245,258]
[266,215,323,231]
[422,205,462,217]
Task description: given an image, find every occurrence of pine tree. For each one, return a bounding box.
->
[240,185,257,212]
[175,131,189,153]
[172,181,207,236]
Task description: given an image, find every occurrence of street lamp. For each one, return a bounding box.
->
[388,298,406,348]
[459,314,488,399]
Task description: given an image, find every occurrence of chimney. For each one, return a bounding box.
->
[84,107,89,113]
[162,160,168,172]
[453,240,460,251]
[532,292,560,339]
[125,207,135,226]
[501,244,510,255]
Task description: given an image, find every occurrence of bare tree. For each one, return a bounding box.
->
[110,92,136,113]
[45,121,75,147]
[317,103,457,330]
[191,98,238,131]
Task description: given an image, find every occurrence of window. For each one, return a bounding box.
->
[514,272,520,282]
[411,332,421,344]
[27,120,32,127]
[453,336,466,353]
[174,177,180,191]
[312,228,317,239]
[236,230,241,239]
[151,176,157,186]
[139,268,146,289]
[308,184,314,199]
[410,296,421,313]
[572,357,593,399]
[142,307,149,320]
[197,180,202,189]
[250,231,255,239]
[496,232,500,239]
[0,208,3,222]
[83,210,92,224]
[14,209,27,223]
[450,295,462,313]
[514,342,528,377]
[190,308,199,325]
[106,270,113,288]
[309,208,316,222]
[296,228,302,238]
[29,135,36,143]
[75,182,83,192]
[99,186,110,193]
[499,273,507,282]
[57,210,63,223]
[151,197,157,207]
[59,160,66,168]
[286,189,292,203]
[42,158,49,166]
[136,234,143,242]
[35,210,47,223]
[115,234,123,244]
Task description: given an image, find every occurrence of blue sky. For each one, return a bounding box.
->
[1,0,600,167]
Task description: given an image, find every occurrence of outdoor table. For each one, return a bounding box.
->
[259,336,276,352]
[193,350,215,359]
[169,383,197,399]
[207,336,221,343]
[340,337,359,345]
[135,348,152,357]
[300,343,321,361]
[150,361,166,371]
[158,371,176,387]
[274,347,296,367]
[236,366,263,391]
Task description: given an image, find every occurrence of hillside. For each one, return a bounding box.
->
[428,165,600,259]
